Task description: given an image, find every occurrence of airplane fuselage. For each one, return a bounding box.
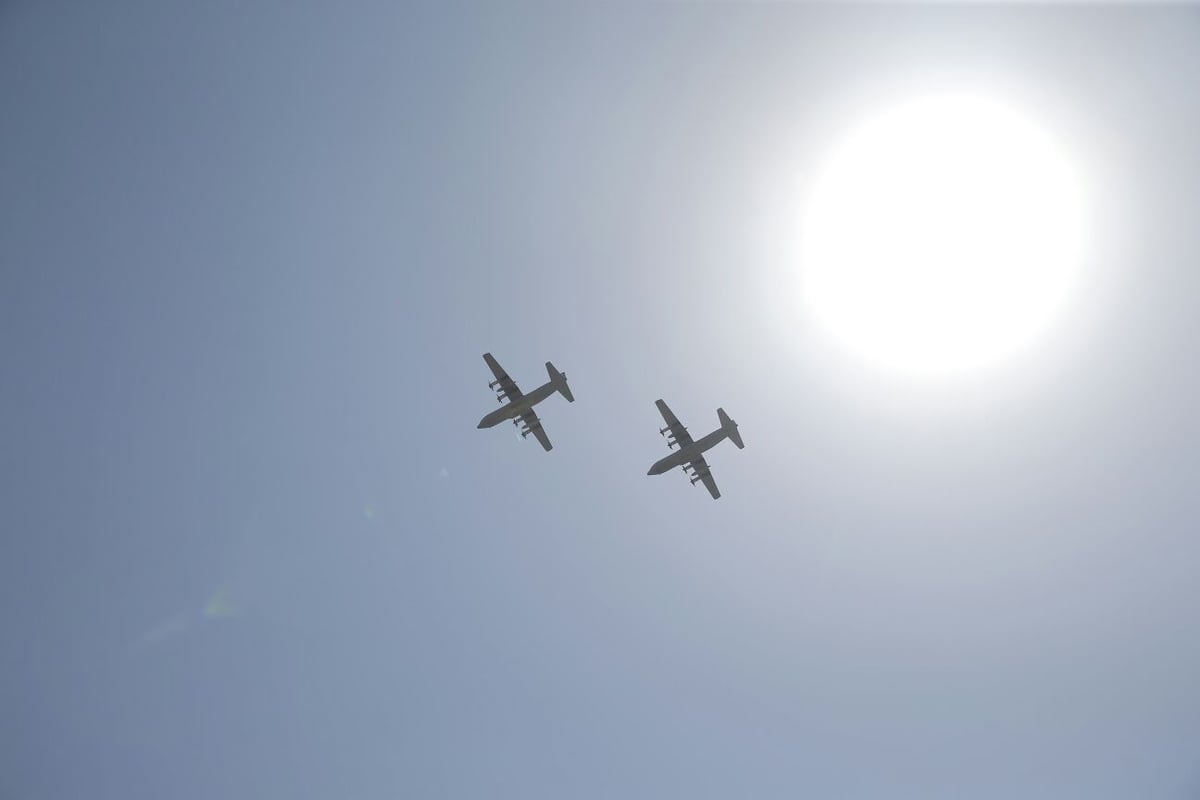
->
[647,428,729,475]
[477,381,557,428]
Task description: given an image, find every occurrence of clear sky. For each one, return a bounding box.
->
[3,3,1199,798]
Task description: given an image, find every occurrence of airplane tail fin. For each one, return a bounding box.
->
[717,408,743,449]
[546,362,574,402]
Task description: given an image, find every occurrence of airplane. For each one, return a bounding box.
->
[647,399,743,499]
[476,352,574,451]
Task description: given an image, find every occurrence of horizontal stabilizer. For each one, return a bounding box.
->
[546,361,573,403]
[717,408,743,449]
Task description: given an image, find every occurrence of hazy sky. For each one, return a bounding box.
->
[3,3,1199,798]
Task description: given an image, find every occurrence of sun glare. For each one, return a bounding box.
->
[800,94,1085,374]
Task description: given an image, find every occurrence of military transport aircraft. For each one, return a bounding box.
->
[476,352,574,451]
[647,399,744,499]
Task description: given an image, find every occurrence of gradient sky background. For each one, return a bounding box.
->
[3,3,1199,798]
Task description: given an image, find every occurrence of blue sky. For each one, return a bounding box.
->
[2,4,1199,798]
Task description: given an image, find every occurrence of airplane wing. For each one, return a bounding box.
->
[483,352,522,400]
[518,409,553,451]
[685,454,720,499]
[655,399,693,448]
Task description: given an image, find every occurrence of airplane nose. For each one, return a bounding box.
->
[477,419,487,429]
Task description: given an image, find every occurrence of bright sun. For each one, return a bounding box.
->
[801,94,1085,374]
